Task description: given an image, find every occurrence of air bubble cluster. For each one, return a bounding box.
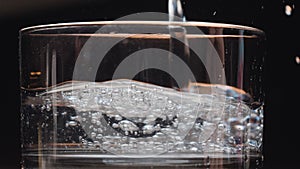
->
[23,79,263,155]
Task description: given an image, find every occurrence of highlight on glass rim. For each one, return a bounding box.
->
[19,6,265,169]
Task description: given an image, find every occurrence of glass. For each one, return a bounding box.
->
[19,20,265,169]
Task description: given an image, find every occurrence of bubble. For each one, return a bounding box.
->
[66,121,78,127]
[119,120,139,131]
[101,89,107,94]
[96,120,101,126]
[205,156,210,166]
[217,123,225,130]
[91,132,96,138]
[112,123,119,128]
[70,115,78,120]
[228,136,235,144]
[234,124,245,131]
[114,115,123,121]
[142,125,155,134]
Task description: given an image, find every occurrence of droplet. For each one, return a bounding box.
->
[285,4,294,16]
[295,56,300,64]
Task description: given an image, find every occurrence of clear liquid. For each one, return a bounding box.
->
[21,80,263,168]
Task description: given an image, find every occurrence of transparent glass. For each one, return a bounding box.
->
[19,21,265,169]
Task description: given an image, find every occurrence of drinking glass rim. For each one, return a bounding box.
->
[20,20,264,34]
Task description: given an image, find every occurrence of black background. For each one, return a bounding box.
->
[1,0,299,168]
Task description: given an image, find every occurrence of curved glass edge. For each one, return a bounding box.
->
[20,20,264,35]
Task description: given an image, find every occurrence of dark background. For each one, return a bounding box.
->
[1,0,299,168]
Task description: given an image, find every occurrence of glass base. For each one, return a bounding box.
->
[22,152,263,169]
